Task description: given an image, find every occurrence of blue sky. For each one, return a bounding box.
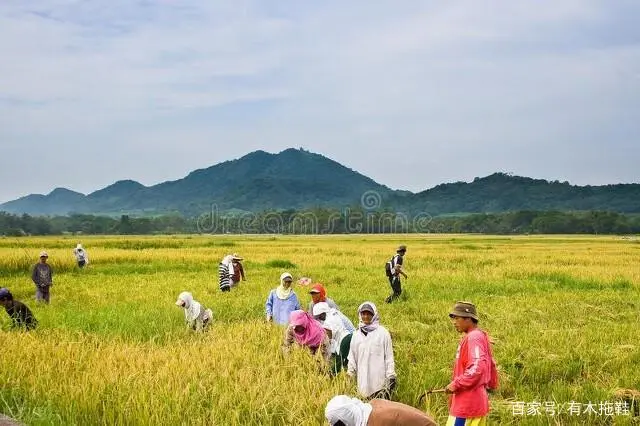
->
[0,0,639,203]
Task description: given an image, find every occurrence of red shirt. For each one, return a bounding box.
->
[448,328,498,418]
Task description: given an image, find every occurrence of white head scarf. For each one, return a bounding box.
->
[358,301,380,333]
[276,272,294,300]
[325,395,373,426]
[176,291,202,322]
[76,243,83,250]
[221,255,234,266]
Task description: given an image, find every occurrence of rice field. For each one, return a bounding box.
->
[0,234,639,425]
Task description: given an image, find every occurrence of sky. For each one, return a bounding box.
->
[1,0,639,203]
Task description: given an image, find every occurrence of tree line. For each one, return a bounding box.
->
[1,209,639,236]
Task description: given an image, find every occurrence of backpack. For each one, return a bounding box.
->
[486,336,499,390]
[385,259,393,277]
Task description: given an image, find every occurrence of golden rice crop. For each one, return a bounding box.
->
[0,234,638,425]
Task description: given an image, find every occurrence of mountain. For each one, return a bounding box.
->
[389,173,640,215]
[0,149,393,216]
[1,188,89,216]
[1,150,639,217]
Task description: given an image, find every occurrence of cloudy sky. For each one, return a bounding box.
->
[1,0,638,203]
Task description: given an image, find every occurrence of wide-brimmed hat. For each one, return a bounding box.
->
[231,253,243,261]
[39,251,48,258]
[397,244,407,253]
[449,301,479,321]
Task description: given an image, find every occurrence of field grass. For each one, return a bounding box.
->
[0,234,639,425]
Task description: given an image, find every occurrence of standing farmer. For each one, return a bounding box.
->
[265,272,301,325]
[384,245,407,303]
[348,302,396,399]
[31,251,53,303]
[446,301,498,426]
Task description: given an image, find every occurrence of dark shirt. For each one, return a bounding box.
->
[32,263,53,287]
[5,300,37,330]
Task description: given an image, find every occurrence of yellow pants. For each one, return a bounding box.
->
[446,415,487,426]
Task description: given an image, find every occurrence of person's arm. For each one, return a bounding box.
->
[383,330,396,381]
[265,291,274,321]
[320,334,332,368]
[395,256,407,278]
[49,265,53,285]
[347,337,357,377]
[448,335,487,393]
[31,265,38,285]
[329,299,340,311]
[293,294,301,311]
[281,325,295,355]
[323,324,333,340]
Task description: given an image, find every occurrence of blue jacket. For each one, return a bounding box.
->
[265,290,301,325]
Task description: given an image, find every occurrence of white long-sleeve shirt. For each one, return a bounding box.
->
[320,311,350,354]
[347,325,396,398]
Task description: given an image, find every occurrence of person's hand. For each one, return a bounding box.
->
[388,377,397,392]
[445,383,456,394]
[266,315,272,322]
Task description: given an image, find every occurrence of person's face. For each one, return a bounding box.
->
[40,256,48,264]
[310,292,321,303]
[0,299,9,307]
[177,300,185,307]
[360,310,374,325]
[283,278,292,288]
[450,315,473,333]
[294,325,305,334]
[315,313,327,322]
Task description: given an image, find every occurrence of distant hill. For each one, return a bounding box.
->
[0,149,393,216]
[1,149,639,216]
[390,173,640,215]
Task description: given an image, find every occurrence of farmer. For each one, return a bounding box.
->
[0,288,38,330]
[307,283,339,314]
[230,253,246,288]
[325,395,437,426]
[348,302,396,399]
[31,251,53,303]
[313,302,353,375]
[175,291,213,332]
[384,245,407,303]
[281,310,331,369]
[218,254,235,292]
[73,243,89,268]
[445,301,498,426]
[265,272,301,325]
